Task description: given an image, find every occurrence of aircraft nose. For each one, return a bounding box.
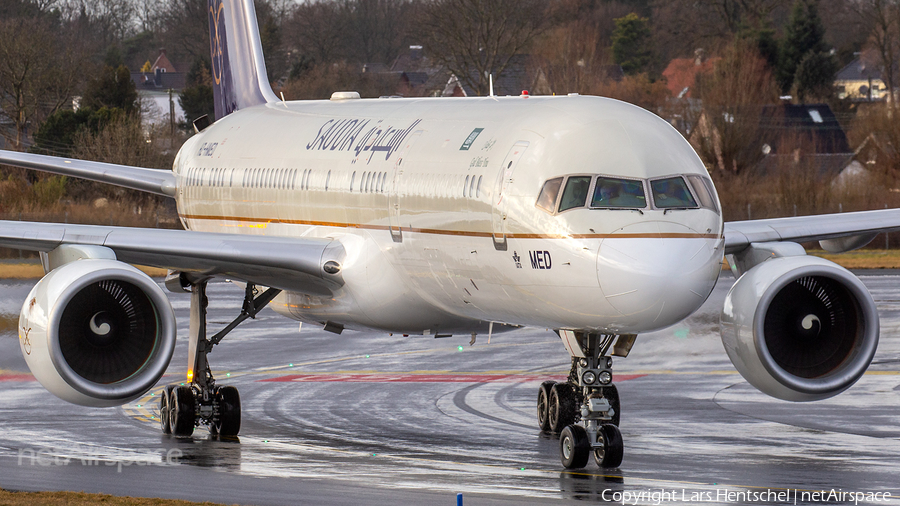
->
[596,221,722,329]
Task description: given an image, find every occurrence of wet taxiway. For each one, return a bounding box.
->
[0,271,898,505]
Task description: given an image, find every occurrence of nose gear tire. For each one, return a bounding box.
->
[560,424,590,469]
[594,423,624,468]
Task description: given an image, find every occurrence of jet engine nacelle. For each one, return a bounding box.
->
[18,259,176,407]
[720,256,878,401]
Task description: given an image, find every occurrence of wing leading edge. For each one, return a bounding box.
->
[725,208,900,255]
[0,150,177,198]
[0,220,344,294]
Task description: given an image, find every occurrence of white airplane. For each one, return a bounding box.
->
[1,0,898,470]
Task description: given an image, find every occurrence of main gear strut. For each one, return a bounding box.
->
[160,280,280,437]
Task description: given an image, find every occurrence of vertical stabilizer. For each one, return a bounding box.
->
[208,0,277,119]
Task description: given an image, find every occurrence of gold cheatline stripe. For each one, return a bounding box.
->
[181,214,719,240]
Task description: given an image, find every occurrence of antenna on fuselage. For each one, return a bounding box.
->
[489,74,494,97]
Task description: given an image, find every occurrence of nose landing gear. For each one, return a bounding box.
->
[538,331,633,469]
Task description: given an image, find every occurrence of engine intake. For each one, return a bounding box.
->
[19,259,176,407]
[720,256,878,401]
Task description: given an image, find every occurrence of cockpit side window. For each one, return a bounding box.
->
[650,176,698,209]
[591,176,647,208]
[685,175,719,213]
[535,177,563,213]
[558,176,592,212]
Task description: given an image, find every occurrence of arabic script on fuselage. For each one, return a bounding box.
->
[306,118,422,164]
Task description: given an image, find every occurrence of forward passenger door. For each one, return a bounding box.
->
[389,130,422,242]
[491,140,529,250]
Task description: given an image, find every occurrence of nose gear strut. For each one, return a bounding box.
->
[539,331,633,469]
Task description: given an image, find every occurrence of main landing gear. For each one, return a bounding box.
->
[160,280,280,437]
[538,331,635,469]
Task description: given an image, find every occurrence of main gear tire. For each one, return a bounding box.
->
[537,380,555,432]
[214,385,241,437]
[169,385,196,437]
[549,382,578,432]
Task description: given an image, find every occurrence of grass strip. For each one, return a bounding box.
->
[808,249,900,269]
[0,488,229,505]
[0,264,168,279]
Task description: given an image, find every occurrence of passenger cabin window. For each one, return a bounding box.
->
[650,176,698,209]
[558,176,591,212]
[591,177,646,208]
[536,177,563,213]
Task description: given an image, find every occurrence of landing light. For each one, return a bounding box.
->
[599,371,612,385]
[582,371,597,385]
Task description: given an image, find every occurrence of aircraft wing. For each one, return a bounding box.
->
[0,220,344,294]
[0,150,177,198]
[724,208,900,254]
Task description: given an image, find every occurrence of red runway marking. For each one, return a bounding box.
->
[259,373,646,383]
[0,374,35,382]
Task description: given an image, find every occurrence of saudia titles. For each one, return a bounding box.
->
[306,118,422,163]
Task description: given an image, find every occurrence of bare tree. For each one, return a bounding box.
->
[158,0,211,64]
[278,61,401,99]
[0,17,81,149]
[692,41,780,174]
[421,0,549,96]
[341,0,415,65]
[534,1,633,94]
[852,0,900,109]
[58,0,137,42]
[284,0,348,66]
[133,0,167,35]
[652,0,792,60]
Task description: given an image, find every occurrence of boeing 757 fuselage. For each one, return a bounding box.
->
[176,94,723,335]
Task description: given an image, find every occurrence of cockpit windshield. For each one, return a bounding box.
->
[591,177,646,208]
[559,176,592,212]
[535,173,718,215]
[650,176,697,209]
